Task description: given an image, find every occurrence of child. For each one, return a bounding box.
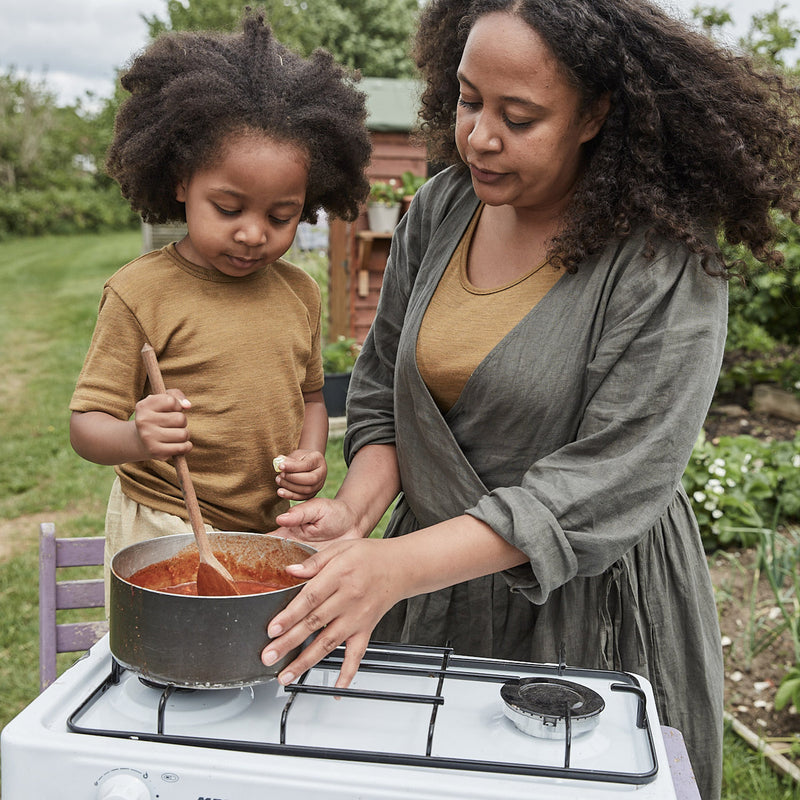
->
[69,10,371,591]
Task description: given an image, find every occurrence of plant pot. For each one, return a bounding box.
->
[366,202,401,233]
[322,372,350,417]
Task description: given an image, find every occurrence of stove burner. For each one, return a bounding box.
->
[500,678,605,740]
[138,676,194,693]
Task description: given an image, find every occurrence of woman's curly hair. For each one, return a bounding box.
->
[414,0,800,274]
[106,9,371,224]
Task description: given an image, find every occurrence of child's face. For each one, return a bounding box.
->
[175,132,308,277]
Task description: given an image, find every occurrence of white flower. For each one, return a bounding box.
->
[793,454,800,468]
[712,510,723,519]
[694,491,706,503]
[726,479,736,488]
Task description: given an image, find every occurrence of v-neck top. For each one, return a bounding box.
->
[417,203,562,412]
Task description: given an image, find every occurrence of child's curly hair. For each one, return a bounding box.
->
[106,8,371,224]
[414,0,800,274]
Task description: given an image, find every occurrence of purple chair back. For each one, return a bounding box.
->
[38,522,107,691]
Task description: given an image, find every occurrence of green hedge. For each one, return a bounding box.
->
[0,187,138,239]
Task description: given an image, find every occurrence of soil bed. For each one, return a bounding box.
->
[705,379,799,773]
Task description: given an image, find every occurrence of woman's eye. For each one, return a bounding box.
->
[457,96,480,110]
[504,116,533,130]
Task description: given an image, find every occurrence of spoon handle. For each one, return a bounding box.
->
[140,344,206,540]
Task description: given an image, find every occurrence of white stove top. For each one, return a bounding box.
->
[2,636,687,799]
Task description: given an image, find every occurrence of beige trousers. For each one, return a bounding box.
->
[104,477,220,609]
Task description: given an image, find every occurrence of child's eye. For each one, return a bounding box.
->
[457,96,480,110]
[270,216,293,226]
[214,204,239,216]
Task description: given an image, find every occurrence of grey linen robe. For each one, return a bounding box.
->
[344,166,726,800]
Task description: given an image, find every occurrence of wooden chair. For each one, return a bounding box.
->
[38,522,108,691]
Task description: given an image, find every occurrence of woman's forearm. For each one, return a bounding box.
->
[335,443,402,537]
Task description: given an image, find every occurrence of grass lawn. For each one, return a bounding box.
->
[0,231,797,798]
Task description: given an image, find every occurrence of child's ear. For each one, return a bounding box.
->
[175,180,187,203]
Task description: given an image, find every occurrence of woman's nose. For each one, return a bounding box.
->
[468,111,502,152]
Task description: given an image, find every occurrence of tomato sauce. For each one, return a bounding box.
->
[126,547,301,596]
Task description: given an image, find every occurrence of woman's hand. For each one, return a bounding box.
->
[261,537,407,689]
[133,390,193,460]
[274,449,327,501]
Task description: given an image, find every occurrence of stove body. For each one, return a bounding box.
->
[2,636,690,799]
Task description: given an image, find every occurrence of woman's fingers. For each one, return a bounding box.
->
[335,633,371,689]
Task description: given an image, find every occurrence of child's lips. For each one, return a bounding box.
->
[228,254,261,270]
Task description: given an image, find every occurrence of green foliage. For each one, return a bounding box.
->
[322,336,361,374]
[716,351,800,397]
[724,215,800,348]
[368,179,404,206]
[144,0,421,79]
[400,170,428,197]
[775,666,800,712]
[0,185,137,239]
[683,432,800,550]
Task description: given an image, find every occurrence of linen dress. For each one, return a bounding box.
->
[344,166,727,800]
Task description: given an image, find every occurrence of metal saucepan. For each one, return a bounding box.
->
[109,532,315,688]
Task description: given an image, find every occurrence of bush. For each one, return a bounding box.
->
[0,187,138,239]
[683,431,800,550]
[724,214,800,349]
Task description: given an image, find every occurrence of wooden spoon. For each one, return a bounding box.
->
[140,343,240,596]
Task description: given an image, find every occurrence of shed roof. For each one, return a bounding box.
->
[361,77,422,132]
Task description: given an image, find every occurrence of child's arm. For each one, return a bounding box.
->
[274,390,328,501]
[70,390,193,466]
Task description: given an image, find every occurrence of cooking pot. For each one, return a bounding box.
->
[109,532,316,688]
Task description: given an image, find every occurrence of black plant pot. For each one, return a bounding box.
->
[322,372,351,418]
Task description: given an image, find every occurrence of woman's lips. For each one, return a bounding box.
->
[469,163,506,184]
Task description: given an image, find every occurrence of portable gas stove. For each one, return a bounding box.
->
[2,635,699,799]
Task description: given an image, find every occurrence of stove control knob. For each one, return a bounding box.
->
[97,773,151,800]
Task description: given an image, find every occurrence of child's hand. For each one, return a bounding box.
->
[274,449,327,501]
[134,390,193,461]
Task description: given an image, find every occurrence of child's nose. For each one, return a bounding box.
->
[234,217,267,246]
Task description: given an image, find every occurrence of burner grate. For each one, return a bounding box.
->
[66,641,659,786]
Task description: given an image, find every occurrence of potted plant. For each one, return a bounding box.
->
[321,336,361,417]
[400,170,428,215]
[366,179,404,232]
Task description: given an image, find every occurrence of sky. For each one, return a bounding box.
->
[0,0,796,109]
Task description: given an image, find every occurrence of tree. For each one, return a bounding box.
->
[0,69,97,191]
[691,2,799,71]
[143,0,420,78]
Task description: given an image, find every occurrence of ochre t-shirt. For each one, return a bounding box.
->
[417,206,562,412]
[70,244,323,532]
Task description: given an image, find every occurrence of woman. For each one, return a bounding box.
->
[262,2,800,798]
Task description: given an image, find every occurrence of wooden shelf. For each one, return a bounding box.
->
[355,230,393,297]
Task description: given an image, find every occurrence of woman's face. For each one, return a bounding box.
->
[455,12,608,218]
[175,132,308,278]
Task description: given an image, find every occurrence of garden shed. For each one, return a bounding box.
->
[327,77,429,344]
